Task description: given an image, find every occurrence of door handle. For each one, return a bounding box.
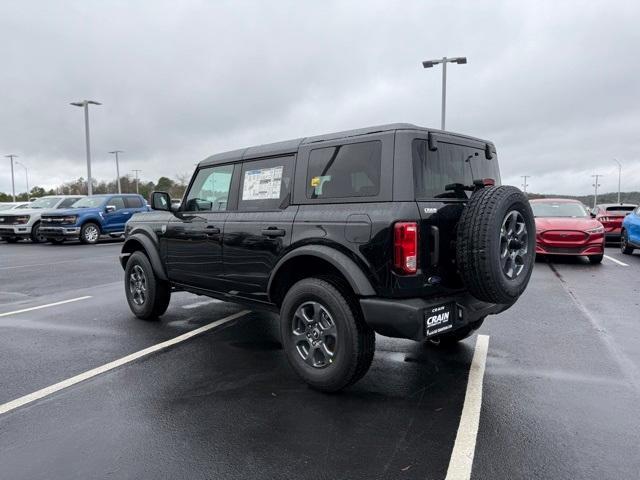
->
[205,225,220,235]
[261,227,286,237]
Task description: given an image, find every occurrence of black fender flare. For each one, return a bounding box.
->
[268,245,376,300]
[120,232,168,281]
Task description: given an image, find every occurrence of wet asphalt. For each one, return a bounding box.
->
[1,240,639,479]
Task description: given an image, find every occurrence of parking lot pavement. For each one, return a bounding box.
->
[1,244,640,479]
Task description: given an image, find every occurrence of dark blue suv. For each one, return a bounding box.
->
[40,194,149,244]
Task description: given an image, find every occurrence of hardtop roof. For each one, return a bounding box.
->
[199,123,494,167]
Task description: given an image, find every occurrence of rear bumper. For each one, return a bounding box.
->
[359,293,509,341]
[39,226,81,239]
[0,225,32,238]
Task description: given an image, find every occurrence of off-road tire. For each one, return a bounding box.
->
[124,251,171,320]
[457,186,536,304]
[80,222,101,244]
[280,277,375,392]
[621,230,634,255]
[427,318,485,347]
[30,222,46,243]
[589,254,603,264]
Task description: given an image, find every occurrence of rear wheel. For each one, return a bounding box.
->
[30,222,46,243]
[280,277,375,392]
[621,230,634,255]
[588,254,603,264]
[124,251,171,320]
[80,222,100,244]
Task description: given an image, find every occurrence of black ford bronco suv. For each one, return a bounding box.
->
[120,123,535,391]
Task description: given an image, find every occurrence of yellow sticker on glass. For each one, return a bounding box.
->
[310,176,320,187]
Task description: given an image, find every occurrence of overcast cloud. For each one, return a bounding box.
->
[1,0,639,196]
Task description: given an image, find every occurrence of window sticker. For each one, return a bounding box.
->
[242,166,283,201]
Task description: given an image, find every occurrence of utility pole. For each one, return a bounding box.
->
[15,161,29,198]
[5,154,17,201]
[109,150,123,193]
[613,159,622,204]
[521,175,530,194]
[592,174,603,209]
[422,56,467,130]
[70,100,101,195]
[132,169,142,194]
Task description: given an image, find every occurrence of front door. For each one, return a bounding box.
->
[102,196,128,233]
[223,155,297,303]
[165,164,234,292]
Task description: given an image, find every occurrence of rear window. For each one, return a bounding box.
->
[306,141,381,199]
[412,140,501,199]
[605,206,635,213]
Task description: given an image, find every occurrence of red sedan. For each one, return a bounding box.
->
[591,203,637,241]
[530,199,605,264]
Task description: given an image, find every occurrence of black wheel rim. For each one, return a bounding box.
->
[129,264,147,305]
[621,235,627,251]
[500,210,529,279]
[291,301,337,369]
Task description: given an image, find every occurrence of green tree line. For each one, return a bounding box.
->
[0,174,189,203]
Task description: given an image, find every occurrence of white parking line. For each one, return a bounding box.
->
[445,334,490,480]
[182,299,223,309]
[604,255,629,267]
[0,296,92,318]
[0,258,109,270]
[0,310,250,416]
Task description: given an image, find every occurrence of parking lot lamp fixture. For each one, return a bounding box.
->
[422,56,467,130]
[132,169,142,194]
[109,150,123,194]
[592,174,603,209]
[5,154,17,201]
[15,160,29,198]
[613,159,621,204]
[70,100,101,195]
[521,175,530,194]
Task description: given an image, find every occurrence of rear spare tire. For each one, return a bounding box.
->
[456,186,535,304]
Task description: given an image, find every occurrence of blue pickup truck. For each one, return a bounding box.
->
[39,194,149,244]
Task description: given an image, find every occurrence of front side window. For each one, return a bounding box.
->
[306,141,381,199]
[58,198,79,208]
[107,197,126,210]
[412,140,501,199]
[184,164,234,212]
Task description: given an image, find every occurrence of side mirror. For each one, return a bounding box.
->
[105,205,116,213]
[151,191,172,211]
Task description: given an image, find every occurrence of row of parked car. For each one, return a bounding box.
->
[531,198,640,262]
[0,194,149,244]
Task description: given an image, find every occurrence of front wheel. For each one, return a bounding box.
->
[589,254,603,264]
[621,231,634,255]
[280,277,375,392]
[30,222,47,243]
[124,251,171,320]
[80,222,101,244]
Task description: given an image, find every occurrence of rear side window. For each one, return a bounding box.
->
[412,140,501,199]
[125,196,143,208]
[306,141,381,199]
[238,156,294,211]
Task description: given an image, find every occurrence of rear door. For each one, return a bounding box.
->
[165,164,234,291]
[222,155,297,303]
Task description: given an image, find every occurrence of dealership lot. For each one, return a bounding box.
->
[1,242,639,479]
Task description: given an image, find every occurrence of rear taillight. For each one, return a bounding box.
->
[394,222,418,274]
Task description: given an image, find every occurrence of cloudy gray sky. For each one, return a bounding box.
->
[1,0,639,196]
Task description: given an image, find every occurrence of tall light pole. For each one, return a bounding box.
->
[422,56,467,130]
[5,154,17,201]
[70,100,101,195]
[132,169,142,194]
[521,175,530,194]
[592,174,603,209]
[613,159,622,204]
[109,150,123,194]
[15,160,29,198]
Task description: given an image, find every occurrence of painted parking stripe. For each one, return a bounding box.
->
[604,255,629,267]
[445,334,490,480]
[182,299,223,309]
[0,296,92,318]
[0,310,250,416]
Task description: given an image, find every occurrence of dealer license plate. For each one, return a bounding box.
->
[424,303,455,337]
